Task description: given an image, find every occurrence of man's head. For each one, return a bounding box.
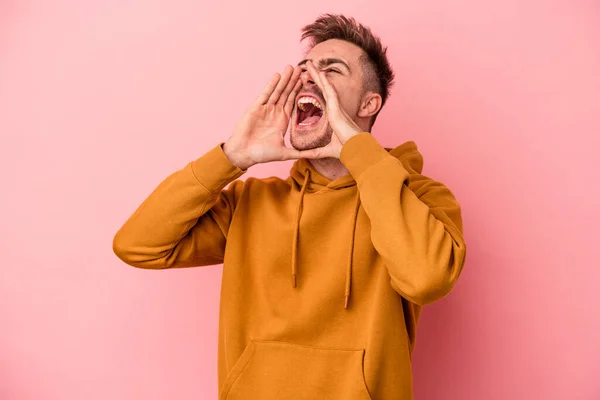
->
[290,14,395,151]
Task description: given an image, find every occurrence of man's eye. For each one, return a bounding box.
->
[325,69,340,74]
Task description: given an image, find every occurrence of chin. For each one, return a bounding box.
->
[290,124,333,151]
[290,106,333,151]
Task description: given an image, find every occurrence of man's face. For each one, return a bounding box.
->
[290,39,366,151]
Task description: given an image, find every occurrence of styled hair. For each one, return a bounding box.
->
[301,14,395,125]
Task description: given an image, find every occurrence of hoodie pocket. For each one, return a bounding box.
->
[220,340,373,400]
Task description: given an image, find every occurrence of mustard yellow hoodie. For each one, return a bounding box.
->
[113,133,466,400]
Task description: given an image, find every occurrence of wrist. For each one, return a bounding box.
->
[222,141,253,170]
[340,129,366,145]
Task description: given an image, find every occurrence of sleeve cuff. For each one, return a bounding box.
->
[190,143,245,193]
[340,133,391,180]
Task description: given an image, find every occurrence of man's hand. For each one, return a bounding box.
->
[300,61,365,159]
[223,66,311,170]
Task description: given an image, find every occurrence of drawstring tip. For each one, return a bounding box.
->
[292,274,297,288]
[344,295,350,309]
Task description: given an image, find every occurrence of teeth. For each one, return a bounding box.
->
[297,96,323,111]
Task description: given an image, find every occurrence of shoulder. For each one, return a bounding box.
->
[236,175,293,197]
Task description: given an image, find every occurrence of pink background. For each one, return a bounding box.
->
[1,1,599,399]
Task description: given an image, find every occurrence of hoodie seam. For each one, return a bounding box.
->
[395,149,420,162]
[355,155,412,185]
[313,188,344,195]
[390,280,415,304]
[253,340,365,352]
[189,162,219,195]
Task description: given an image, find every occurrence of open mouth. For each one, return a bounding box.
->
[296,96,324,127]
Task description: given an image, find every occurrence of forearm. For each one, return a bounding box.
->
[113,144,245,268]
[340,134,467,305]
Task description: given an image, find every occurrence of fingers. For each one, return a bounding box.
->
[305,61,326,98]
[278,66,302,108]
[306,61,338,108]
[267,65,294,105]
[284,79,302,116]
[254,73,282,106]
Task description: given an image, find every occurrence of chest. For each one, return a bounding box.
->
[227,189,379,284]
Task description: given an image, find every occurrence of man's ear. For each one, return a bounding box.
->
[357,92,382,119]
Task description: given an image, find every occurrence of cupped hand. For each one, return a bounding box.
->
[298,61,364,160]
[223,66,313,169]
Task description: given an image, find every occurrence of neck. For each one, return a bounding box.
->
[308,157,349,181]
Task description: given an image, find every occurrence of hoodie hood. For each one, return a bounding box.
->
[290,140,422,190]
[288,139,423,309]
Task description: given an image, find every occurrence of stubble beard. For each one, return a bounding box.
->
[290,123,334,151]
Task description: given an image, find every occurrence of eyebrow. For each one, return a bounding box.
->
[297,58,351,72]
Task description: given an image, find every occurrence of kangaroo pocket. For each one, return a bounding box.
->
[219,340,373,400]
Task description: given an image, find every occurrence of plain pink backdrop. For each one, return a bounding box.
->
[1,1,599,399]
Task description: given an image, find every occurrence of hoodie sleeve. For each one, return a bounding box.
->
[340,133,467,306]
[112,144,245,269]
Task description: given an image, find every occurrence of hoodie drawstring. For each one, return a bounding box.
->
[291,170,310,288]
[345,192,361,309]
[291,169,362,310]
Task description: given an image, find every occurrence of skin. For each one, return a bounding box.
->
[223,39,383,180]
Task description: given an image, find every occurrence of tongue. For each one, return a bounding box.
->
[300,115,321,125]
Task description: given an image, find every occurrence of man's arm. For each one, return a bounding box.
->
[113,65,316,268]
[112,144,245,269]
[300,60,466,305]
[340,133,467,306]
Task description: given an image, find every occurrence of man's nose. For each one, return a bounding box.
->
[300,70,315,87]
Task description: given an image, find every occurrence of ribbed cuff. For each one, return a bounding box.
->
[190,143,245,193]
[340,133,391,180]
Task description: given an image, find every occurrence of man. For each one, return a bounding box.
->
[113,14,466,400]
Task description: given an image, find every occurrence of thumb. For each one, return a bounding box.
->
[295,146,333,160]
[279,147,306,161]
[280,146,330,161]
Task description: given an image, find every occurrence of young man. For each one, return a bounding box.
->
[113,14,466,400]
